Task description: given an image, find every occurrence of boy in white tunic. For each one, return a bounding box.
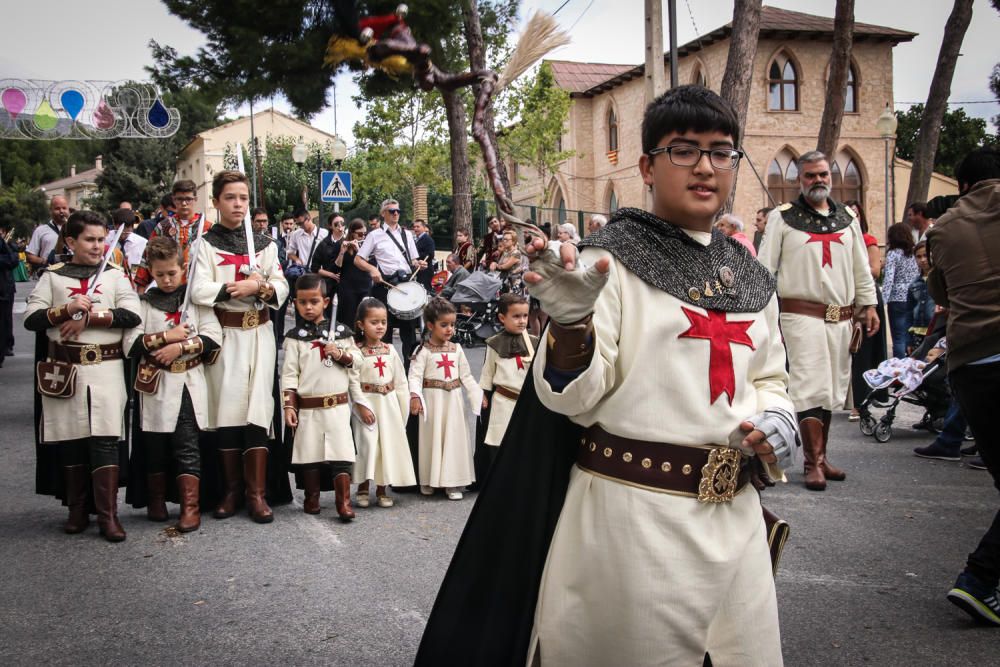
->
[190,170,290,523]
[408,297,482,500]
[125,237,222,532]
[281,273,357,521]
[24,211,141,542]
[417,86,798,666]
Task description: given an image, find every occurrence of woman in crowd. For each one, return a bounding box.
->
[489,230,524,295]
[882,222,920,359]
[333,220,374,328]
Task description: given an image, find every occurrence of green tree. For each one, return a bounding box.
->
[0,183,50,239]
[895,104,998,178]
[0,139,105,189]
[499,62,573,208]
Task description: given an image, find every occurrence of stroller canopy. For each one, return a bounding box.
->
[450,271,502,304]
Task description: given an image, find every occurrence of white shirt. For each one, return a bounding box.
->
[26,221,60,260]
[121,233,147,267]
[287,226,328,266]
[357,224,419,276]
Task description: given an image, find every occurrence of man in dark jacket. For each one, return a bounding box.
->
[926,147,1000,626]
[0,224,19,364]
[412,219,435,291]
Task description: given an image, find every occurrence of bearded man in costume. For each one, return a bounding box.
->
[757,151,879,491]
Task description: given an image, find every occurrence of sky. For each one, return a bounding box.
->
[2,0,998,149]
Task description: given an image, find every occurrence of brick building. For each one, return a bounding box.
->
[509,6,922,242]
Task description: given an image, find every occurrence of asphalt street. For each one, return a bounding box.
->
[2,279,999,666]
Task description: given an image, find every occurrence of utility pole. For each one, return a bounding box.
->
[667,0,678,89]
[644,0,666,108]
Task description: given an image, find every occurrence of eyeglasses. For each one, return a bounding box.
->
[646,145,743,170]
[387,209,400,215]
[174,196,196,204]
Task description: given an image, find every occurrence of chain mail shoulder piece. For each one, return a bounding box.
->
[580,207,775,313]
[202,223,274,255]
[48,262,102,279]
[778,196,854,234]
[285,321,353,342]
[140,285,185,313]
[486,331,539,357]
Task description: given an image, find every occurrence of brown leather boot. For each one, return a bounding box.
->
[800,417,827,491]
[92,466,126,542]
[175,474,201,533]
[820,413,846,481]
[146,472,169,521]
[213,449,243,519]
[334,472,355,521]
[302,467,321,515]
[243,447,274,523]
[63,464,90,534]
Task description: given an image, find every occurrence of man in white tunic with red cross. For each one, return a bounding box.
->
[757,151,879,491]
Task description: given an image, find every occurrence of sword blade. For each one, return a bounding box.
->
[178,218,207,325]
[87,223,125,297]
[236,143,258,271]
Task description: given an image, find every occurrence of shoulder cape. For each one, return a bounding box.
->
[284,320,353,342]
[778,195,855,234]
[485,330,540,357]
[203,223,274,255]
[140,285,185,313]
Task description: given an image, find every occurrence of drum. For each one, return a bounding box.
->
[386,281,428,320]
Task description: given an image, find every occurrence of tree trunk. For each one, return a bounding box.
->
[816,0,855,157]
[720,0,763,137]
[441,88,472,236]
[906,0,974,207]
[462,0,510,206]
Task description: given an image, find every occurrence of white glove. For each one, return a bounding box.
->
[526,244,609,325]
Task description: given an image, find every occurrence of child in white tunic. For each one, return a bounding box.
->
[408,297,482,500]
[281,274,357,521]
[349,298,416,508]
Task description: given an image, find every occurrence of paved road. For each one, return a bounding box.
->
[2,280,999,665]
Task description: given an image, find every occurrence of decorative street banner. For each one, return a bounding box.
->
[0,78,180,140]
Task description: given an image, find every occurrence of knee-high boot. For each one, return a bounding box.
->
[820,413,846,481]
[800,417,826,491]
[243,447,274,523]
[334,472,355,521]
[213,449,243,519]
[302,466,321,515]
[63,464,90,534]
[92,465,126,542]
[176,474,201,532]
[146,472,169,521]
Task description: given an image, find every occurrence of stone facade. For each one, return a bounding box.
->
[511,10,929,244]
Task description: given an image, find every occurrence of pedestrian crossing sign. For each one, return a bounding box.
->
[320,171,352,203]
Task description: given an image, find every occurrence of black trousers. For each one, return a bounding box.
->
[58,437,119,472]
[371,283,418,363]
[950,360,1000,586]
[0,297,12,358]
[336,286,370,329]
[217,425,268,452]
[142,388,200,477]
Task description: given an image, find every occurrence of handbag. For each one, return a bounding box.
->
[287,230,320,279]
[37,360,77,399]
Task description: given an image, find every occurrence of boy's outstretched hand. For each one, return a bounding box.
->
[523,237,610,325]
[739,421,777,465]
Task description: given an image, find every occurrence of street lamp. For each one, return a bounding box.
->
[291,137,309,210]
[876,104,898,239]
[330,135,348,213]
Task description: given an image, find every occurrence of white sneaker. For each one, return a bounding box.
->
[377,495,394,508]
[420,485,434,495]
[446,487,464,501]
[355,492,370,508]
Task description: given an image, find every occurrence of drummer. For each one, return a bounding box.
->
[354,199,427,366]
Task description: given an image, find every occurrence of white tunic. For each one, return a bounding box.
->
[757,207,877,411]
[123,297,222,432]
[348,343,417,487]
[530,240,792,666]
[479,334,535,446]
[280,335,355,464]
[408,343,482,488]
[190,234,289,429]
[25,265,140,442]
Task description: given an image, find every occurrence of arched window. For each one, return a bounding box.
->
[766,149,800,204]
[609,189,618,213]
[691,63,708,88]
[831,151,864,203]
[607,107,618,152]
[767,53,799,111]
[555,190,567,225]
[844,65,858,113]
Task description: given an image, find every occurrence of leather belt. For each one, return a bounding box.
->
[577,426,749,503]
[299,392,349,409]
[49,341,123,366]
[147,355,203,373]
[779,298,853,323]
[423,378,461,391]
[494,385,520,401]
[362,382,395,394]
[214,306,270,329]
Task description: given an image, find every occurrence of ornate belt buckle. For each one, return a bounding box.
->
[698,448,742,503]
[80,344,102,365]
[241,310,260,329]
[171,359,187,373]
[824,304,841,323]
[323,395,335,408]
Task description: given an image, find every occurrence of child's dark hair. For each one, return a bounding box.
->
[212,170,249,200]
[498,292,529,314]
[423,296,456,323]
[63,210,107,239]
[641,85,741,154]
[146,236,181,266]
[954,147,1000,190]
[172,179,197,196]
[354,297,387,342]
[294,272,326,296]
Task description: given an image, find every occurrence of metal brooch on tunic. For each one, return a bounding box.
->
[718,266,735,288]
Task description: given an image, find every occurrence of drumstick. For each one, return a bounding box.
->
[379,279,405,292]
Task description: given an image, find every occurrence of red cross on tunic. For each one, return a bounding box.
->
[67,277,101,297]
[678,307,756,406]
[311,340,331,361]
[436,353,456,379]
[805,232,844,268]
[216,252,250,268]
[515,355,525,370]
[373,356,387,377]
[164,311,181,326]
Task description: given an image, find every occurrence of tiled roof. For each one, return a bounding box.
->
[554,5,916,97]
[40,167,101,191]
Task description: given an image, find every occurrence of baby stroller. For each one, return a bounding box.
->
[450,271,502,348]
[858,354,950,443]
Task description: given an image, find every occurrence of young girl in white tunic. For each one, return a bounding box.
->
[408,297,482,500]
[350,297,416,508]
